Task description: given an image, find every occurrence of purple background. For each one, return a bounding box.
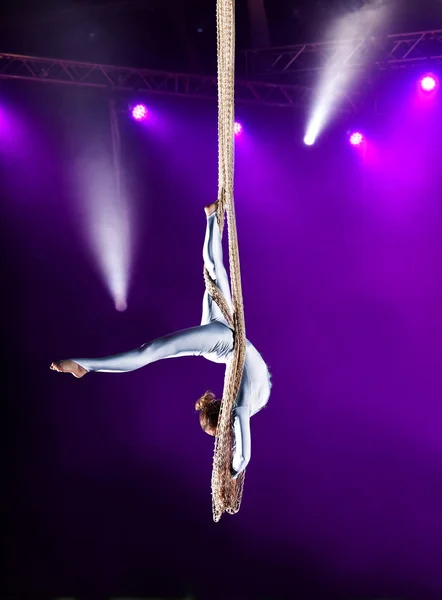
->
[3,76,442,600]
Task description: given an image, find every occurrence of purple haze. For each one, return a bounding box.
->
[2,80,442,600]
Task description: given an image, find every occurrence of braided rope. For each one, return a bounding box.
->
[208,0,247,522]
[204,268,234,330]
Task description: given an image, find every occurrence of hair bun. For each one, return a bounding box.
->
[195,390,216,411]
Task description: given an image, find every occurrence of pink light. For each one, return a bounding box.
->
[420,75,438,93]
[234,122,243,136]
[349,132,364,146]
[131,104,148,121]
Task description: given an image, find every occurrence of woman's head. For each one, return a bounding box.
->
[195,391,221,436]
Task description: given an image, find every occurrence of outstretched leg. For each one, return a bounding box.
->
[50,321,233,376]
[201,204,233,326]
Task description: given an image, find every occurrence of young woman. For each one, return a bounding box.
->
[50,202,271,477]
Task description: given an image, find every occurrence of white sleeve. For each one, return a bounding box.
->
[231,405,251,478]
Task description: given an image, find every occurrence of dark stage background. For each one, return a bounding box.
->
[2,78,442,600]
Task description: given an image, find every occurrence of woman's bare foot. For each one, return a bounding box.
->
[204,201,218,217]
[50,360,88,378]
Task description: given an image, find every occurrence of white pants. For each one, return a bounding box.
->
[200,211,233,326]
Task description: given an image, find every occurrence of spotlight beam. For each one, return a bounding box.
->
[77,101,133,313]
[304,0,392,145]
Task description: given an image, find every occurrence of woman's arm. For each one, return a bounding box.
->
[72,322,232,373]
[231,405,251,478]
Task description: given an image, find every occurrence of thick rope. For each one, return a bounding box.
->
[208,0,247,522]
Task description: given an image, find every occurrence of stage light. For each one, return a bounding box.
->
[234,122,243,135]
[420,75,438,93]
[131,104,148,121]
[349,132,364,146]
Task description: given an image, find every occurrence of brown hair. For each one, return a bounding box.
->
[195,390,221,433]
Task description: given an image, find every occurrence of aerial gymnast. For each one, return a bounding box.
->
[50,202,271,478]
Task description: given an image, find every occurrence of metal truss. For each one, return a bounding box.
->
[0,52,322,109]
[243,29,442,78]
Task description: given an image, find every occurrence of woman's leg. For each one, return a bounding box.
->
[201,210,233,325]
[52,321,233,374]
